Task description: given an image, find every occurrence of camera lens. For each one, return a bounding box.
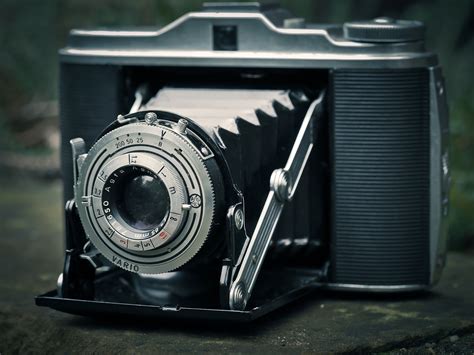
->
[117,174,170,231]
[77,125,219,274]
[102,165,171,233]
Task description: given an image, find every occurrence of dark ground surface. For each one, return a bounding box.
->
[0,175,473,354]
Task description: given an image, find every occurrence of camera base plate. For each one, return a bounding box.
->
[35,267,321,322]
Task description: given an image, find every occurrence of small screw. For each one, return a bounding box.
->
[232,282,246,310]
[234,208,244,230]
[177,119,188,135]
[189,194,202,208]
[437,81,444,96]
[144,112,158,125]
[271,169,292,202]
[201,147,210,156]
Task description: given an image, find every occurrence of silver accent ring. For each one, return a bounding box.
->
[75,121,216,274]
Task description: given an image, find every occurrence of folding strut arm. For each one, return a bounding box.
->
[229,93,324,310]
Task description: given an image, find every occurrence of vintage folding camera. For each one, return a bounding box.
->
[36,2,450,321]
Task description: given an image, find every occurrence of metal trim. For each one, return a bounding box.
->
[59,8,437,69]
[429,66,450,285]
[325,283,429,292]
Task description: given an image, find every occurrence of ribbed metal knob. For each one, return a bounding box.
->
[343,17,425,43]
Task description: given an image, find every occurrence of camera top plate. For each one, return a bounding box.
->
[60,3,436,69]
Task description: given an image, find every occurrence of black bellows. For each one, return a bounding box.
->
[142,87,318,242]
[330,68,430,286]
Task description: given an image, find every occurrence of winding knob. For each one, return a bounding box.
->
[343,17,425,43]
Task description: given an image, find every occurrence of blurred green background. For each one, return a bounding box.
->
[0,0,472,250]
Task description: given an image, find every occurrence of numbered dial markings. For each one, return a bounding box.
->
[75,122,216,274]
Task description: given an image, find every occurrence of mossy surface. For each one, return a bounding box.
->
[0,177,473,353]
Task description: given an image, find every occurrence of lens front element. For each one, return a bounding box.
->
[103,165,170,234]
[94,152,187,251]
[118,172,170,231]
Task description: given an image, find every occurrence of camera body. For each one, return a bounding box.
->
[37,3,450,319]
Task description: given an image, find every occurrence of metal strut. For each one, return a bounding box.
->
[228,93,324,310]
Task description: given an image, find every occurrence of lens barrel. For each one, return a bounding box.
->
[74,121,221,274]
